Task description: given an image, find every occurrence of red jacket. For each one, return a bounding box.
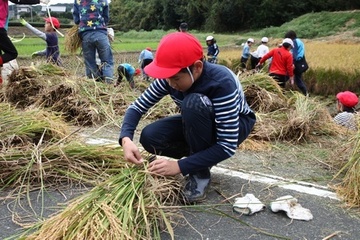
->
[259,46,294,77]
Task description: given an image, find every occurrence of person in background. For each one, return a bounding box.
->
[240,38,254,69]
[95,28,115,76]
[179,22,188,32]
[250,37,269,69]
[205,35,219,64]
[334,91,358,131]
[138,47,154,81]
[256,38,294,88]
[20,17,62,66]
[285,30,308,96]
[1,3,19,84]
[116,63,141,89]
[119,32,255,203]
[73,0,114,83]
[0,0,18,84]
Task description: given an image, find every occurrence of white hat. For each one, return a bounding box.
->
[282,38,294,48]
[247,38,254,43]
[261,37,268,43]
[206,35,214,41]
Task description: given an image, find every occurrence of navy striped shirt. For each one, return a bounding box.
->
[120,62,254,174]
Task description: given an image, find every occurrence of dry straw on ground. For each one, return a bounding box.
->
[333,118,360,207]
[0,102,68,149]
[241,72,342,143]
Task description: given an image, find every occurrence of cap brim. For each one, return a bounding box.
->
[144,61,181,79]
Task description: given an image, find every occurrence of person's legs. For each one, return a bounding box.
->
[95,31,114,84]
[269,73,287,88]
[250,55,259,69]
[140,115,189,159]
[240,57,247,69]
[0,29,18,65]
[142,59,153,81]
[81,31,100,80]
[294,72,308,95]
[181,93,215,202]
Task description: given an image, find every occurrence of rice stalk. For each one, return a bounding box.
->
[333,118,360,207]
[241,72,287,97]
[64,25,82,54]
[0,142,127,190]
[281,92,342,142]
[0,102,68,148]
[17,165,181,240]
[242,73,288,113]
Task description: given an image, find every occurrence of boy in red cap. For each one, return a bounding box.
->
[334,91,359,131]
[119,32,256,203]
[20,17,61,65]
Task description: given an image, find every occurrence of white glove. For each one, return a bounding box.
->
[270,195,313,221]
[233,193,265,215]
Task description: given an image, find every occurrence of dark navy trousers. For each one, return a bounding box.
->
[140,93,255,177]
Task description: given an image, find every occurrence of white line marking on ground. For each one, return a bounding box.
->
[84,137,339,200]
[212,165,339,200]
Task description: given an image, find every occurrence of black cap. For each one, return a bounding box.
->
[179,22,188,31]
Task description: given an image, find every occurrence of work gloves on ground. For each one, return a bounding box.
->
[270,195,313,221]
[233,193,265,215]
[233,194,313,221]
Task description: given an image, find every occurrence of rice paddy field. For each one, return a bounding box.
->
[2,27,360,239]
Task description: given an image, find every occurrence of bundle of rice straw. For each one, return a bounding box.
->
[17,164,182,240]
[0,102,68,149]
[64,25,82,54]
[334,118,360,207]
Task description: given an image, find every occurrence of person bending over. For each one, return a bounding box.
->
[119,32,256,203]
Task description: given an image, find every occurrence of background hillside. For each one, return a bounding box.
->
[108,0,360,32]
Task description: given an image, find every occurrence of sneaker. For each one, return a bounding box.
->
[183,174,210,203]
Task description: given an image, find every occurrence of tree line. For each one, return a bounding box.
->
[109,0,360,32]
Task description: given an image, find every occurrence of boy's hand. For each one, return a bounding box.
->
[19,18,27,26]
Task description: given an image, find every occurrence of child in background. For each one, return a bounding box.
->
[138,47,153,81]
[257,38,294,89]
[20,17,62,66]
[205,35,219,64]
[240,38,254,69]
[179,22,188,32]
[334,91,358,131]
[116,63,141,89]
[250,37,269,69]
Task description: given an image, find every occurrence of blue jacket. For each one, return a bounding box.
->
[138,49,153,63]
[73,0,109,35]
[291,38,305,61]
[207,43,219,57]
[119,63,135,76]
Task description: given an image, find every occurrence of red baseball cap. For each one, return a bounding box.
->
[44,17,60,29]
[144,32,203,79]
[336,91,359,107]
